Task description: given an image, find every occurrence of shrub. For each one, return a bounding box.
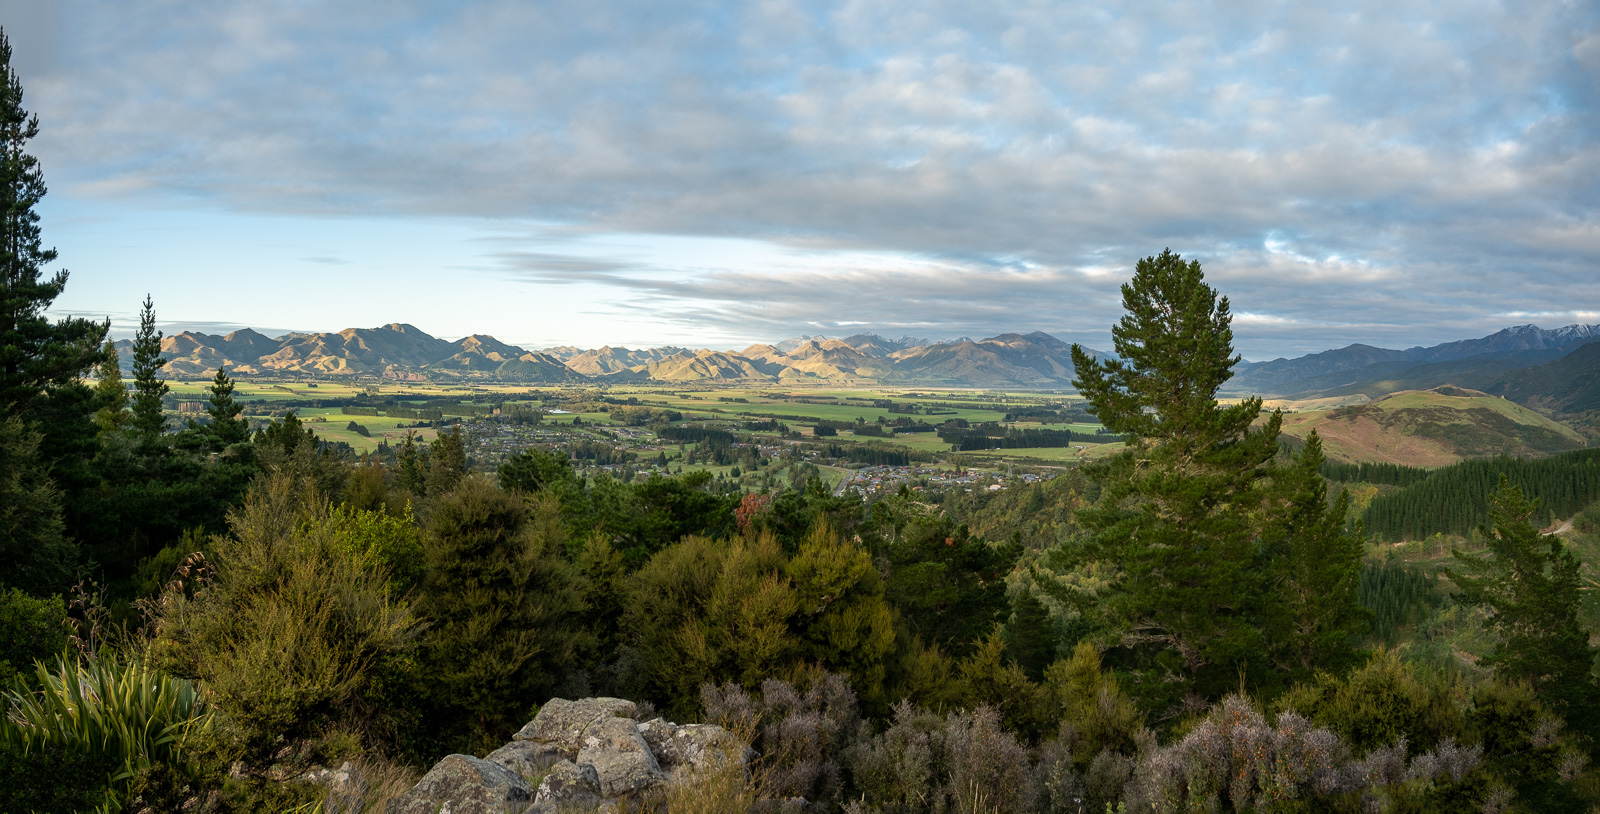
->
[148,473,419,768]
[0,587,66,683]
[703,673,862,806]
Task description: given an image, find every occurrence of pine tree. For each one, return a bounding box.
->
[91,340,129,433]
[0,29,107,420]
[397,431,423,494]
[1452,476,1598,739]
[1067,249,1282,714]
[204,366,248,447]
[428,424,467,493]
[128,296,168,439]
[1260,431,1369,683]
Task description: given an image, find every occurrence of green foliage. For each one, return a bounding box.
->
[325,502,424,591]
[1004,588,1056,680]
[1276,650,1460,754]
[427,424,467,492]
[129,295,170,440]
[788,522,896,705]
[415,478,586,754]
[1259,432,1370,685]
[93,340,130,434]
[0,587,66,682]
[0,739,118,814]
[497,446,579,494]
[0,414,75,593]
[1042,642,1143,763]
[1452,476,1598,740]
[205,366,249,448]
[148,473,418,767]
[1363,448,1600,540]
[0,29,107,421]
[0,651,213,805]
[1358,560,1443,645]
[1067,249,1282,711]
[622,534,797,718]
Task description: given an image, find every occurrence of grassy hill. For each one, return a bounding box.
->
[1276,386,1587,465]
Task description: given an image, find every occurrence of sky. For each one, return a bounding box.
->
[4,1,1597,361]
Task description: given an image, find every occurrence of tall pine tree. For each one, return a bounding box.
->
[129,295,168,440]
[1067,249,1282,716]
[0,29,106,419]
[1260,431,1369,684]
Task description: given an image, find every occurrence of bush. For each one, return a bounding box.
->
[0,739,118,813]
[0,587,67,683]
[703,673,862,806]
[148,473,419,768]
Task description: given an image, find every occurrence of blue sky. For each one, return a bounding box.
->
[5,0,1597,360]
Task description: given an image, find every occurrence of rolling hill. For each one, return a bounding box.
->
[1275,387,1588,466]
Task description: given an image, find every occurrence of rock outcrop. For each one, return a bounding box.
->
[386,697,746,813]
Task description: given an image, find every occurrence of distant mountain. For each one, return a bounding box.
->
[1405,323,1600,363]
[1487,341,1600,415]
[1225,324,1600,397]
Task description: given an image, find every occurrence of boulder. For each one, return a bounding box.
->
[513,697,638,760]
[652,722,745,774]
[532,760,603,808]
[386,754,534,814]
[577,716,665,796]
[486,740,565,777]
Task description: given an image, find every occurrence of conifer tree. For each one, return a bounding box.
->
[1067,249,1282,713]
[428,424,467,493]
[1452,477,1597,739]
[91,340,129,433]
[0,29,106,420]
[128,295,168,439]
[204,365,248,447]
[1260,431,1369,683]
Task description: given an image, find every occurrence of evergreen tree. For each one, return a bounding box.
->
[1260,431,1369,683]
[128,295,168,439]
[204,365,248,447]
[0,415,73,593]
[416,477,584,753]
[0,30,106,420]
[396,431,423,494]
[428,424,467,493]
[1452,476,1598,740]
[1004,588,1057,681]
[90,340,128,434]
[1067,249,1282,714]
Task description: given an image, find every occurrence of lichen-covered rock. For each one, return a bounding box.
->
[305,761,368,814]
[386,754,534,814]
[486,740,565,778]
[653,723,746,777]
[577,716,665,796]
[513,697,638,759]
[533,760,603,808]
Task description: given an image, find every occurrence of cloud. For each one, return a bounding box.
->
[15,0,1600,357]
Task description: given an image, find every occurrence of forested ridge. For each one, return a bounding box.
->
[2,38,1599,813]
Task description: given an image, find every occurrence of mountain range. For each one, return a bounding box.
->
[116,321,1600,399]
[1226,324,1600,399]
[116,325,1105,388]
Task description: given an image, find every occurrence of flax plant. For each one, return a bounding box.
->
[1,652,213,800]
